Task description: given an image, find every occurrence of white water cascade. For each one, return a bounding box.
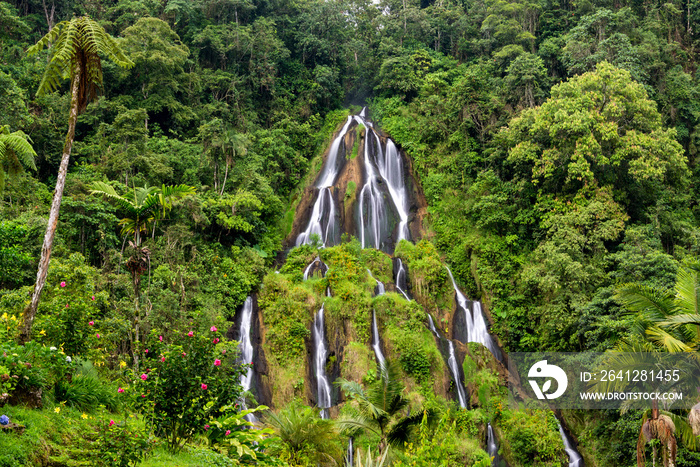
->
[297,116,354,247]
[395,259,411,301]
[487,423,501,466]
[367,269,385,296]
[427,314,468,409]
[371,310,387,374]
[445,267,501,360]
[313,302,332,419]
[378,139,410,242]
[345,437,354,466]
[237,296,258,423]
[558,423,584,467]
[355,111,411,251]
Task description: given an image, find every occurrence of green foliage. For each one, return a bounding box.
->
[499,410,563,466]
[265,400,341,466]
[95,418,150,467]
[0,221,33,287]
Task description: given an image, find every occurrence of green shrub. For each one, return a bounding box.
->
[95,418,150,467]
[131,328,246,452]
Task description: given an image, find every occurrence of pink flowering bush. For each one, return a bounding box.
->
[134,329,245,452]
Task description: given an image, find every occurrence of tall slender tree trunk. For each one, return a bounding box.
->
[20,67,81,344]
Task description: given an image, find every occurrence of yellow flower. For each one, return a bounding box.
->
[119,361,127,369]
[39,329,46,336]
[1,313,7,320]
[54,407,61,413]
[9,315,16,321]
[81,413,88,419]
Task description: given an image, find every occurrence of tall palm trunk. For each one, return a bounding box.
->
[20,66,81,344]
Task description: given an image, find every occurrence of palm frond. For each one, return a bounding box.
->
[90,181,138,215]
[675,267,700,316]
[615,283,675,317]
[0,131,37,170]
[645,327,693,352]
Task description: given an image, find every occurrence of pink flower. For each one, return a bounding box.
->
[187,331,194,337]
[140,374,148,381]
[212,338,220,344]
[161,356,165,362]
[145,349,148,354]
[225,430,231,436]
[88,321,94,326]
[201,383,207,390]
[214,359,221,366]
[60,281,66,287]
[159,335,163,342]
[204,424,210,431]
[65,304,69,308]
[210,326,217,332]
[182,352,187,357]
[91,296,95,301]
[141,394,146,398]
[109,420,115,426]
[96,333,100,338]
[118,387,124,393]
[221,349,226,355]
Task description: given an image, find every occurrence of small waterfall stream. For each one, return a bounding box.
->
[446,267,501,360]
[378,139,410,242]
[237,296,257,423]
[558,423,584,467]
[367,268,385,296]
[487,423,502,466]
[346,437,354,466]
[313,301,332,419]
[428,315,468,408]
[297,116,354,247]
[395,259,411,300]
[371,310,387,373]
[358,119,388,250]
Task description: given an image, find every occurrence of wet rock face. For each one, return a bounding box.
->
[226,295,272,407]
[286,118,428,253]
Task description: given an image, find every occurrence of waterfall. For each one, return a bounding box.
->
[395,259,411,301]
[487,423,502,466]
[346,437,354,466]
[297,116,354,247]
[237,296,257,423]
[358,123,388,250]
[558,423,584,467]
[428,314,468,409]
[378,139,410,243]
[313,303,332,419]
[296,187,338,247]
[304,257,327,280]
[371,310,387,374]
[367,268,385,296]
[445,266,501,360]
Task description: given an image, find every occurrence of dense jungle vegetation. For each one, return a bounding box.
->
[2,0,700,465]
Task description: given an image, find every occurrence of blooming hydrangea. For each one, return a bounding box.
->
[0,415,9,426]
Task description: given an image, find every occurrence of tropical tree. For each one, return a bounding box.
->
[614,263,700,466]
[264,400,341,466]
[20,16,134,343]
[90,181,194,367]
[0,125,36,194]
[336,361,428,457]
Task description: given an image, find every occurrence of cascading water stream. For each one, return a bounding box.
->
[428,315,468,409]
[358,121,388,250]
[378,139,410,242]
[395,259,411,301]
[371,310,387,374]
[558,423,584,467]
[346,437,354,466]
[445,266,501,360]
[313,302,332,419]
[487,423,502,466]
[367,269,385,296]
[237,296,258,423]
[297,116,354,247]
